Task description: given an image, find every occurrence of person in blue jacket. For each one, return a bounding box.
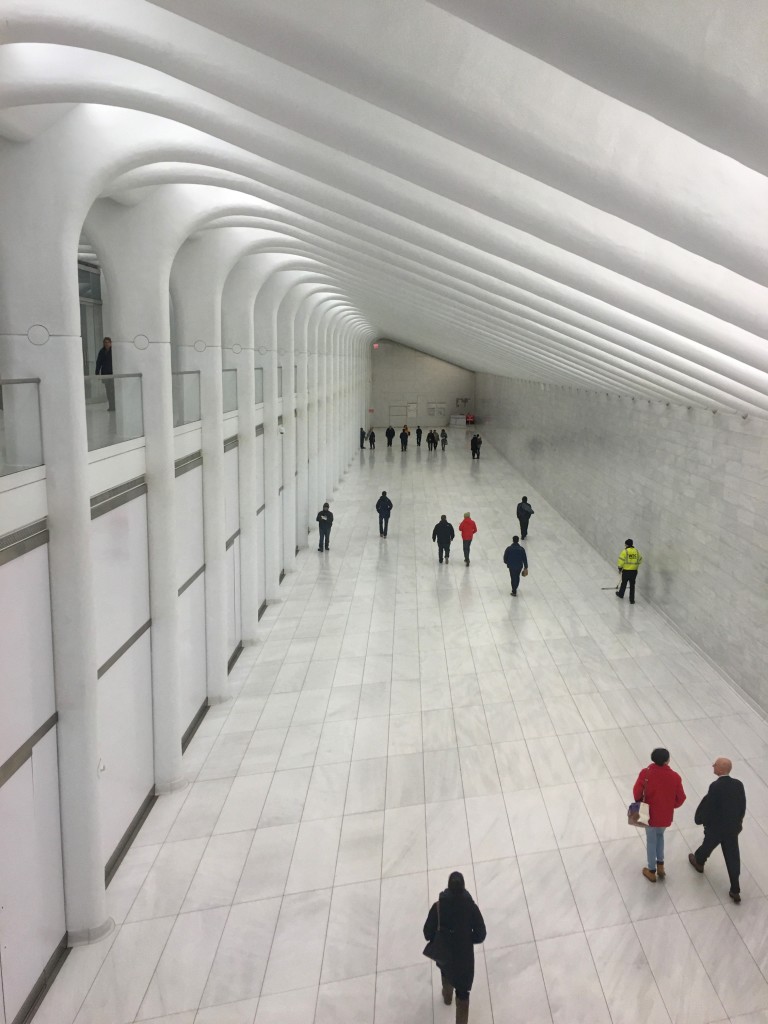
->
[503,536,528,596]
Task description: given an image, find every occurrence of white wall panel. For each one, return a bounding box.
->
[256,512,266,611]
[0,731,65,1023]
[90,495,150,670]
[178,574,207,730]
[255,434,265,509]
[98,630,154,863]
[174,465,204,589]
[224,447,239,540]
[0,544,55,766]
[226,543,236,659]
[234,536,241,645]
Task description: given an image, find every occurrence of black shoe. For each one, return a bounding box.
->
[439,559,443,563]
[465,560,469,566]
[630,599,635,604]
[688,853,704,873]
[729,891,741,903]
[615,592,623,599]
[511,590,517,596]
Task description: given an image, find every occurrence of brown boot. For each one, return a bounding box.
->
[456,996,469,1024]
[642,867,657,883]
[442,981,453,1005]
[656,861,665,879]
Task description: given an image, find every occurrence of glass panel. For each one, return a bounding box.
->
[78,265,102,302]
[222,368,238,413]
[277,366,283,399]
[83,375,144,451]
[172,371,201,427]
[254,367,264,404]
[0,379,43,476]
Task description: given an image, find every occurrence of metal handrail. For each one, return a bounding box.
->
[0,377,41,385]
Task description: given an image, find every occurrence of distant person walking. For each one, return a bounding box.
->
[688,757,746,902]
[470,435,478,459]
[95,336,116,411]
[633,747,686,882]
[440,429,448,451]
[616,539,643,603]
[516,497,534,539]
[376,491,393,537]
[316,503,333,551]
[459,513,477,565]
[503,536,528,596]
[475,434,482,458]
[386,425,395,447]
[360,427,366,449]
[427,430,436,452]
[399,429,409,451]
[424,871,486,1024]
[367,429,376,450]
[416,425,423,447]
[432,515,455,563]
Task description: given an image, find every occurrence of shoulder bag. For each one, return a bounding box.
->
[423,899,452,965]
[628,773,650,828]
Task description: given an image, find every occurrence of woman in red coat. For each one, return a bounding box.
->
[633,747,686,882]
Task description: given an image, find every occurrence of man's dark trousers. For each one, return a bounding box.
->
[379,514,389,536]
[618,569,638,602]
[509,568,521,592]
[695,831,741,894]
[462,540,472,563]
[318,526,331,551]
[517,516,529,539]
[438,543,450,563]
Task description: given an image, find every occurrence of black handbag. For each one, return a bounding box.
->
[423,899,452,964]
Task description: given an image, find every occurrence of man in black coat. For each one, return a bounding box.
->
[689,757,746,901]
[316,503,333,551]
[376,490,393,537]
[360,427,366,449]
[516,496,534,539]
[503,536,528,596]
[432,514,455,563]
[95,336,116,411]
[424,872,486,1023]
[416,425,423,446]
[399,428,408,451]
[385,425,395,447]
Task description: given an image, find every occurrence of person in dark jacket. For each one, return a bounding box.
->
[427,430,436,452]
[399,428,408,451]
[470,434,478,459]
[474,434,482,458]
[424,871,486,1023]
[95,336,115,411]
[360,427,366,449]
[516,497,534,539]
[376,490,393,537]
[416,425,423,446]
[367,429,375,450]
[503,536,528,596]
[688,757,746,902]
[385,425,395,447]
[316,503,333,551]
[440,428,448,450]
[432,515,455,563]
[633,747,686,882]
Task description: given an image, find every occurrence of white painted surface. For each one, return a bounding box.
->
[0,470,46,538]
[256,511,266,613]
[0,731,65,1023]
[224,446,239,541]
[98,629,154,863]
[173,423,203,462]
[90,495,151,670]
[225,540,241,660]
[174,465,204,590]
[255,433,265,509]
[371,341,476,429]
[0,544,55,766]
[87,440,146,496]
[178,574,207,732]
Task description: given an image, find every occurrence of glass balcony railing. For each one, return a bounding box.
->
[84,374,144,451]
[172,371,201,427]
[0,378,43,476]
[222,368,238,413]
[254,367,264,405]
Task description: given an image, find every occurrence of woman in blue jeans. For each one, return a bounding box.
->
[633,747,686,882]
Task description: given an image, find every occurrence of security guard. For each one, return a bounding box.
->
[616,539,643,603]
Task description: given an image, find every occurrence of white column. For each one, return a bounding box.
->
[276,301,297,574]
[294,298,311,547]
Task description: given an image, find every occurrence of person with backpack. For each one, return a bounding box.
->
[516,496,534,539]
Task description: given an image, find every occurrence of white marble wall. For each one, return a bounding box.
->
[371,340,475,429]
[477,375,768,713]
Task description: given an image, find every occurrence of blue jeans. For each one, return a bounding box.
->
[646,826,665,870]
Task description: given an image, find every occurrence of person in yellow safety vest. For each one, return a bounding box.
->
[616,539,643,604]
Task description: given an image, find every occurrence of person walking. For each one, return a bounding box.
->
[416,425,423,447]
[316,503,333,551]
[475,434,482,458]
[633,747,686,882]
[470,434,478,459]
[688,757,746,902]
[95,336,116,411]
[360,426,366,449]
[367,429,376,450]
[440,428,448,451]
[424,871,486,1024]
[616,539,643,603]
[385,425,395,447]
[427,430,436,452]
[503,536,528,596]
[432,515,455,563]
[376,490,393,537]
[399,428,409,451]
[516,496,534,539]
[459,513,477,565]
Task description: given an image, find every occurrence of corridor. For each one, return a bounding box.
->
[36,432,768,1024]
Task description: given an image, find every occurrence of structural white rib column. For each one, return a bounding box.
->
[277,295,297,574]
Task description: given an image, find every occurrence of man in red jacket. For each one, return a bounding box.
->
[459,513,478,566]
[633,747,686,882]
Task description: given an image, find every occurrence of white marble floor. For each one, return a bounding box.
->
[37,432,768,1024]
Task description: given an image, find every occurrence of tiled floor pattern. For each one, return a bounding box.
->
[37,434,768,1024]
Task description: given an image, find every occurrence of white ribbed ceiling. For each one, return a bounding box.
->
[1,0,767,413]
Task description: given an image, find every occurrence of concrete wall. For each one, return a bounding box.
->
[370,340,475,429]
[477,373,768,713]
